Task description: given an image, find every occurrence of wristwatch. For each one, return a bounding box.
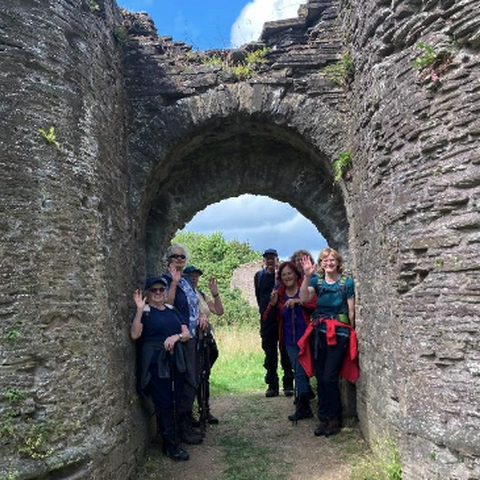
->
[178,333,183,340]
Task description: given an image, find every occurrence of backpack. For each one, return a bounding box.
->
[316,274,350,324]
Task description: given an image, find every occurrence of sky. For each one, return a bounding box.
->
[117,0,306,50]
[183,195,327,260]
[117,1,326,259]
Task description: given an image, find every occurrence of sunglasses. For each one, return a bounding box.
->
[169,254,186,259]
[149,287,166,294]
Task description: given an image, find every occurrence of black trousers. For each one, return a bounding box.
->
[179,338,199,415]
[261,315,293,388]
[197,333,219,412]
[313,331,348,421]
[148,362,185,445]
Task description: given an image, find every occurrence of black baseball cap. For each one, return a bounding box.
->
[145,276,168,290]
[184,265,203,275]
[263,248,278,257]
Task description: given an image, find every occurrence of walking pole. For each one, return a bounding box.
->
[169,350,178,445]
[197,327,208,436]
[291,306,298,426]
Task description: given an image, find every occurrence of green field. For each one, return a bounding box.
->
[210,326,266,395]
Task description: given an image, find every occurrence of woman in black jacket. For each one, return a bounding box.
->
[131,276,191,461]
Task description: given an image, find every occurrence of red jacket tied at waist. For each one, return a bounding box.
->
[297,319,359,383]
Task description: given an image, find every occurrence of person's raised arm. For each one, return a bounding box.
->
[207,278,224,315]
[167,265,181,305]
[299,256,316,303]
[131,289,146,340]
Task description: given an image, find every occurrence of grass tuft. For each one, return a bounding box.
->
[351,437,402,480]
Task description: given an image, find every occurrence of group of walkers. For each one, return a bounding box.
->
[255,247,358,437]
[131,243,358,462]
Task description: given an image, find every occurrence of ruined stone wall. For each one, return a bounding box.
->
[0,1,148,478]
[231,261,264,307]
[343,0,480,477]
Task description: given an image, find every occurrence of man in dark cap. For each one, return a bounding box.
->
[254,249,294,397]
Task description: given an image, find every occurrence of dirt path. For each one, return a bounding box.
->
[136,392,369,480]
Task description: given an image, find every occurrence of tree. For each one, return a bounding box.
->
[172,231,261,326]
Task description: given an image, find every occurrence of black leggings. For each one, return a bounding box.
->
[313,331,348,421]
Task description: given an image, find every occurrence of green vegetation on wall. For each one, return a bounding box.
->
[333,150,352,182]
[114,26,129,45]
[38,126,59,149]
[351,436,402,480]
[322,52,353,87]
[412,42,455,84]
[86,0,100,12]
[202,47,269,80]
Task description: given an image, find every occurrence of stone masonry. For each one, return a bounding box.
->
[0,0,479,478]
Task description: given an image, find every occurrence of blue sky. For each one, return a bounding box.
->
[117,0,306,50]
[117,1,326,259]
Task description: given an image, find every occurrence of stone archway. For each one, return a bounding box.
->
[143,118,348,274]
[125,84,349,278]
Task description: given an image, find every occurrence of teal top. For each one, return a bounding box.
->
[309,275,355,337]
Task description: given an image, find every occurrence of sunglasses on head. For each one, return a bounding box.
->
[149,287,166,294]
[170,254,186,259]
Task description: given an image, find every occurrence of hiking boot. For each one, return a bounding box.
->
[324,419,341,437]
[207,412,219,424]
[314,421,328,437]
[186,412,201,428]
[287,394,313,422]
[265,386,279,397]
[180,422,203,445]
[283,387,294,397]
[165,444,189,461]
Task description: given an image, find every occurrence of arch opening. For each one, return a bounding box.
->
[181,194,328,261]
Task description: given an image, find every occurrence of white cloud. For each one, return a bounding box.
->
[183,195,326,259]
[231,0,305,47]
[185,195,296,231]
